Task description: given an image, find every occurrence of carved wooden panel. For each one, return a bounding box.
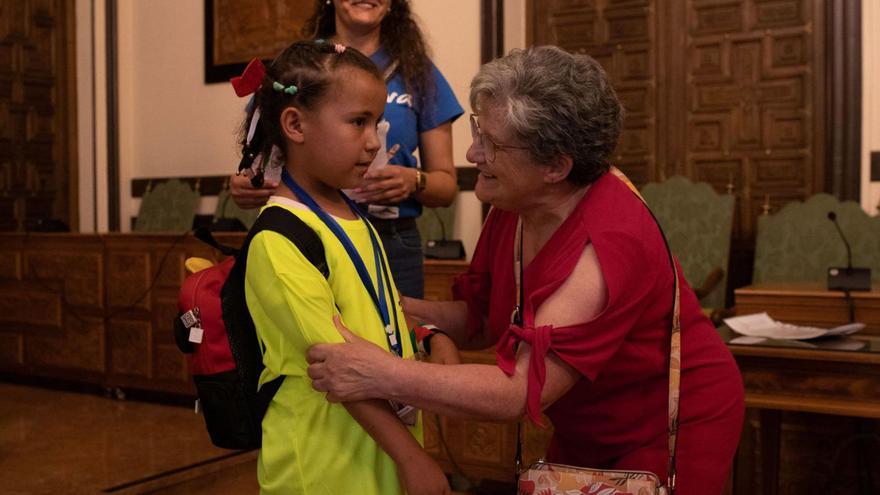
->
[0,249,20,278]
[0,332,23,365]
[109,319,151,378]
[531,0,657,184]
[153,295,188,382]
[0,233,236,393]
[0,0,76,231]
[25,251,103,308]
[106,252,151,311]
[528,0,825,241]
[0,280,61,328]
[156,251,186,288]
[683,0,821,240]
[27,315,104,372]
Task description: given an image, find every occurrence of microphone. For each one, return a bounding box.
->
[432,208,447,240]
[826,211,871,291]
[827,212,852,269]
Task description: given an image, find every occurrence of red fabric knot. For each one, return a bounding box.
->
[230,58,267,97]
[496,323,554,427]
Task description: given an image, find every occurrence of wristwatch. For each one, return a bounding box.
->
[415,169,427,193]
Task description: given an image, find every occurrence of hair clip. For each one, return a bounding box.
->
[230,58,266,97]
[272,81,298,95]
[334,43,346,54]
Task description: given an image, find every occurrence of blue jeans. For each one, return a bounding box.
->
[375,219,424,299]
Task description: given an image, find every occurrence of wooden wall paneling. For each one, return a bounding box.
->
[0,233,248,395]
[531,0,659,185]
[0,0,77,231]
[824,0,861,201]
[0,234,106,377]
[21,235,105,373]
[103,234,215,393]
[108,318,151,379]
[682,0,824,242]
[527,0,830,242]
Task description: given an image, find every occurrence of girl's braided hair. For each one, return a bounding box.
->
[238,40,383,168]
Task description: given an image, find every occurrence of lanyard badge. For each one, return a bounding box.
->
[280,169,403,356]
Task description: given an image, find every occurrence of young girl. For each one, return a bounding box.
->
[239,40,450,495]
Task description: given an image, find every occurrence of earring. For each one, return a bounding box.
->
[325,0,331,5]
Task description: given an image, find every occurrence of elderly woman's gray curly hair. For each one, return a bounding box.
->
[470,46,623,185]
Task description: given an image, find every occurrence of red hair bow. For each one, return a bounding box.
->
[230,58,266,97]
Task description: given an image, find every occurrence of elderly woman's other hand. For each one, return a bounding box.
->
[307,315,399,402]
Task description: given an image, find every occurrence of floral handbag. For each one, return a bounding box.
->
[515,169,680,495]
[518,460,664,495]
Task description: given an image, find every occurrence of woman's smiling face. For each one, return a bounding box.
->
[332,0,391,32]
[467,97,551,212]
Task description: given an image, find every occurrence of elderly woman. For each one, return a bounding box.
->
[307,46,744,494]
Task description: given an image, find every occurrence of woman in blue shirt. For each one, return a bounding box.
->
[232,0,463,298]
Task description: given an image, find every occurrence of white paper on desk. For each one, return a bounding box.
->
[724,313,866,340]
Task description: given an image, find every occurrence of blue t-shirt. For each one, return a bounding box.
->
[369,48,464,219]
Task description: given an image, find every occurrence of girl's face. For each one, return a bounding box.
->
[298,68,387,192]
[332,0,391,32]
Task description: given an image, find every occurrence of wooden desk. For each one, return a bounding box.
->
[735,282,880,336]
[731,284,880,494]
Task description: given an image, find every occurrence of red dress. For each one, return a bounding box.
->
[453,172,744,495]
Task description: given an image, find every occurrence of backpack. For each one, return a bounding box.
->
[174,206,329,450]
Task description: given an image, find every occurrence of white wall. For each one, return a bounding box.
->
[117,0,244,232]
[105,0,484,254]
[504,0,526,52]
[78,0,877,238]
[862,0,880,214]
[75,0,107,233]
[410,0,482,257]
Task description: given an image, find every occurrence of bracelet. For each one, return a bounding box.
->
[414,169,427,193]
[422,328,449,355]
[412,323,447,355]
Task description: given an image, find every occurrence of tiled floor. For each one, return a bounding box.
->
[0,383,512,494]
[0,383,257,494]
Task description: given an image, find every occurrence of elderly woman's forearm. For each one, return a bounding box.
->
[385,360,526,421]
[403,299,471,345]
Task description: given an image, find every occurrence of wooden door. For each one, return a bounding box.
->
[527,0,824,241]
[0,0,77,231]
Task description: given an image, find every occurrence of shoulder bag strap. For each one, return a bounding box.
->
[610,167,680,493]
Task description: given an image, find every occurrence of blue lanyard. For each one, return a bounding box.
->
[280,169,402,356]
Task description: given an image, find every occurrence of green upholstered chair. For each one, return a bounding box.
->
[133,179,200,233]
[753,193,880,284]
[213,180,259,230]
[641,176,735,310]
[416,203,457,248]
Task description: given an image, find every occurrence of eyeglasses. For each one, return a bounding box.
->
[469,114,529,163]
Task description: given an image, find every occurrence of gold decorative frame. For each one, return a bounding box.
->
[204,0,313,83]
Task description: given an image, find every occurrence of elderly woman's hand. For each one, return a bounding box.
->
[307,315,399,402]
